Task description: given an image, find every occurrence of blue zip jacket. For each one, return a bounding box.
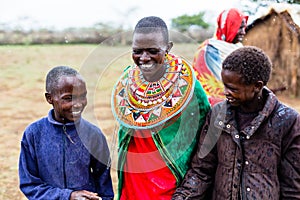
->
[19,109,114,200]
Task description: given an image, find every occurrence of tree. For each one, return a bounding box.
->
[171,12,210,32]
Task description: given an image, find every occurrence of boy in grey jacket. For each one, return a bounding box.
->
[172,46,300,200]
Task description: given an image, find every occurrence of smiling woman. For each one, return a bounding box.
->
[132,34,172,82]
[111,16,211,200]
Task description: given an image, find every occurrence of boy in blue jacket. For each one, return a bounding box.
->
[19,66,114,200]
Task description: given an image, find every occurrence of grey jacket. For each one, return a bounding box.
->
[172,88,300,200]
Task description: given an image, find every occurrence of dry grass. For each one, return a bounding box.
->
[0,43,299,200]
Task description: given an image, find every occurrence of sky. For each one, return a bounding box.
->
[0,0,243,30]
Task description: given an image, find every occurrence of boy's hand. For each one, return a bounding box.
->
[70,190,102,200]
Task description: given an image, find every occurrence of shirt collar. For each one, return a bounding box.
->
[47,109,81,126]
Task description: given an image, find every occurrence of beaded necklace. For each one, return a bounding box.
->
[112,54,194,129]
[126,58,182,112]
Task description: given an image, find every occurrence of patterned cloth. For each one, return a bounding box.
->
[120,129,177,200]
[112,53,210,199]
[193,8,248,106]
[193,38,242,105]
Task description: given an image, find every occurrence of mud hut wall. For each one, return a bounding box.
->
[280,19,300,97]
[244,12,300,97]
[282,12,300,97]
[244,14,283,92]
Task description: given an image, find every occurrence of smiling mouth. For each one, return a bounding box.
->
[226,98,235,103]
[72,110,82,116]
[139,64,154,71]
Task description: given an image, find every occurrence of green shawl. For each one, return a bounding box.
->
[117,80,210,198]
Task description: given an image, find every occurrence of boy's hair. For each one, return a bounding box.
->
[134,16,169,43]
[222,46,272,85]
[45,66,80,93]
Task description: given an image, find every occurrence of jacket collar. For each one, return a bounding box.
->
[47,109,81,127]
[214,87,278,137]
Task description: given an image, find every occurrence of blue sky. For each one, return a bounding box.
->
[1,0,242,30]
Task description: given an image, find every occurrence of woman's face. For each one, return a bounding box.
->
[221,69,261,111]
[132,31,170,82]
[232,19,247,44]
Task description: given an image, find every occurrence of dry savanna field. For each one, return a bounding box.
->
[1,44,299,199]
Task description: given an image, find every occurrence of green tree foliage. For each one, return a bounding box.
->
[171,12,210,32]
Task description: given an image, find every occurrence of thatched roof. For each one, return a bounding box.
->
[246,8,300,37]
[244,7,300,97]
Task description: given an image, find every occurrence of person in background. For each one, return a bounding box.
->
[111,16,210,199]
[19,66,114,200]
[172,46,300,199]
[193,8,248,106]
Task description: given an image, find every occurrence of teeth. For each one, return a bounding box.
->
[140,64,153,69]
[226,98,234,103]
[72,111,81,115]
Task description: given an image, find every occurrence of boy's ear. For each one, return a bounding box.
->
[254,81,264,92]
[45,93,53,104]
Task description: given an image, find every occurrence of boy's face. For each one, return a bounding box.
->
[132,31,170,82]
[45,75,87,123]
[221,69,260,110]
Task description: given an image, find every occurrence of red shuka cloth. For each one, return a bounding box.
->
[120,130,176,200]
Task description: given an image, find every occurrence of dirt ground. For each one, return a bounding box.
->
[1,44,299,199]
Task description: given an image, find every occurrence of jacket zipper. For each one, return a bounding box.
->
[239,134,245,200]
[62,126,67,188]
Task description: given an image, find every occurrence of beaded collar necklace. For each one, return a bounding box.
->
[126,58,182,112]
[112,54,194,129]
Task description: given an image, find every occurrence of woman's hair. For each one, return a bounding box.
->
[222,46,272,85]
[134,16,169,43]
[45,66,80,93]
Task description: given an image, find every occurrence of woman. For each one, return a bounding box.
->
[193,8,248,106]
[111,16,210,199]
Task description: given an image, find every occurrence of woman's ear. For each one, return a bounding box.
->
[166,41,173,53]
[45,93,53,104]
